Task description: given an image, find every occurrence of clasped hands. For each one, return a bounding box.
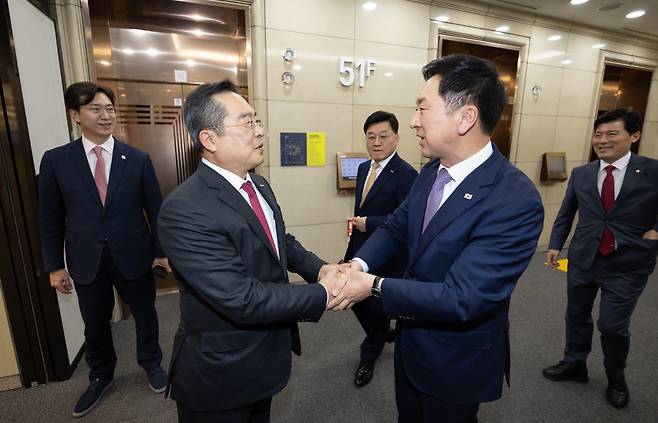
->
[318,262,376,310]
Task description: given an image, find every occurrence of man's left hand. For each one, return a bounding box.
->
[352,216,367,233]
[642,229,658,240]
[152,257,172,273]
[328,268,375,310]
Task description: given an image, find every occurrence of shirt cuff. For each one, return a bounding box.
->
[319,283,330,306]
[352,257,369,273]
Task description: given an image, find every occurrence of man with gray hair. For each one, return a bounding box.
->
[158,80,342,422]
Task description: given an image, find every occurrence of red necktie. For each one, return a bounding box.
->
[93,146,108,205]
[241,181,277,253]
[599,165,615,256]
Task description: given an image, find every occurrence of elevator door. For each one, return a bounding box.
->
[88,0,249,291]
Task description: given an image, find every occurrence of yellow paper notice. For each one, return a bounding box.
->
[306,132,326,166]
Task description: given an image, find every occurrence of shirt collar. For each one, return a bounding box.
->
[372,151,397,170]
[439,141,493,184]
[201,158,254,192]
[599,151,631,173]
[82,135,114,156]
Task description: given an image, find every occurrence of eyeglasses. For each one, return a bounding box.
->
[366,133,394,143]
[216,119,264,131]
[85,105,116,115]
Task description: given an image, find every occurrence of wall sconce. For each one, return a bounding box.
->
[282,71,295,85]
[282,48,295,62]
[531,85,543,102]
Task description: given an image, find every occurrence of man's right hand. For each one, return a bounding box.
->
[546,249,560,268]
[50,268,73,294]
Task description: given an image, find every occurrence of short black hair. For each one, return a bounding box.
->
[183,80,239,146]
[594,108,642,134]
[65,82,115,111]
[363,110,399,134]
[422,54,506,135]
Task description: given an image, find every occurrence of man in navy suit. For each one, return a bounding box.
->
[329,54,544,422]
[543,109,658,409]
[344,111,417,387]
[157,80,343,423]
[39,82,170,417]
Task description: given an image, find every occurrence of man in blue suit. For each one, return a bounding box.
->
[39,82,170,417]
[329,55,544,422]
[543,109,658,409]
[344,111,417,387]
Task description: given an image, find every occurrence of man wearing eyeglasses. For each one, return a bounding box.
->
[157,79,343,422]
[343,111,417,387]
[38,82,170,417]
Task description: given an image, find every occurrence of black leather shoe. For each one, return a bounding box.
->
[147,366,168,394]
[354,365,374,387]
[542,361,589,382]
[386,329,396,344]
[606,374,629,408]
[73,378,114,417]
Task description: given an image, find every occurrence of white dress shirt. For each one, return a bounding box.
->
[82,135,114,182]
[362,151,397,198]
[597,151,631,200]
[202,158,279,257]
[355,142,494,273]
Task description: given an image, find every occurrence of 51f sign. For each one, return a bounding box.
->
[339,58,376,87]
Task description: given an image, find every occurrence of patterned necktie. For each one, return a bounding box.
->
[599,164,616,256]
[361,161,379,206]
[241,181,277,253]
[92,145,108,205]
[422,168,452,232]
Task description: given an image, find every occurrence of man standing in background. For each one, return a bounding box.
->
[344,110,417,387]
[39,82,170,417]
[543,109,658,409]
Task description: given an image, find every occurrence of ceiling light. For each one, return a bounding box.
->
[495,25,509,32]
[570,0,589,5]
[362,2,376,11]
[436,15,450,22]
[561,59,572,64]
[548,35,562,41]
[592,43,605,49]
[625,10,646,19]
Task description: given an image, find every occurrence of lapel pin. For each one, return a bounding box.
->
[259,183,265,187]
[464,193,473,200]
[635,169,640,174]
[121,155,126,160]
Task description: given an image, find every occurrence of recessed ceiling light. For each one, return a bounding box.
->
[592,43,605,49]
[362,2,376,11]
[436,15,450,22]
[561,59,572,64]
[495,25,509,32]
[570,0,589,5]
[548,35,562,41]
[626,10,646,19]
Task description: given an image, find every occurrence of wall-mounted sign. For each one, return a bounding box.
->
[280,132,326,166]
[339,58,376,87]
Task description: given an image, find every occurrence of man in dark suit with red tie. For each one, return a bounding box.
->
[344,111,417,387]
[543,109,658,409]
[157,80,342,422]
[39,82,170,417]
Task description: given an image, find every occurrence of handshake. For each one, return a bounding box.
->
[318,262,377,310]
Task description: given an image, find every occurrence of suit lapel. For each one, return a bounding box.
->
[611,154,643,212]
[199,165,281,263]
[361,154,400,209]
[252,174,287,270]
[104,140,127,210]
[584,161,605,216]
[68,139,103,209]
[354,162,369,212]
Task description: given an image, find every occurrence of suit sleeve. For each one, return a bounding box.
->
[548,169,579,251]
[38,151,66,272]
[141,155,164,258]
[381,197,543,324]
[284,233,325,283]
[158,196,326,325]
[364,166,418,234]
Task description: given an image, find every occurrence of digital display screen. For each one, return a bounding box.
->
[340,157,370,180]
[547,156,566,173]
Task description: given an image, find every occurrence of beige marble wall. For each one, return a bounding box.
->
[251,0,658,264]
[0,284,19,380]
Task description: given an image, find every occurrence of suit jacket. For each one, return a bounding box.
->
[157,163,327,411]
[344,153,417,277]
[549,154,658,274]
[39,138,163,284]
[355,146,544,404]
